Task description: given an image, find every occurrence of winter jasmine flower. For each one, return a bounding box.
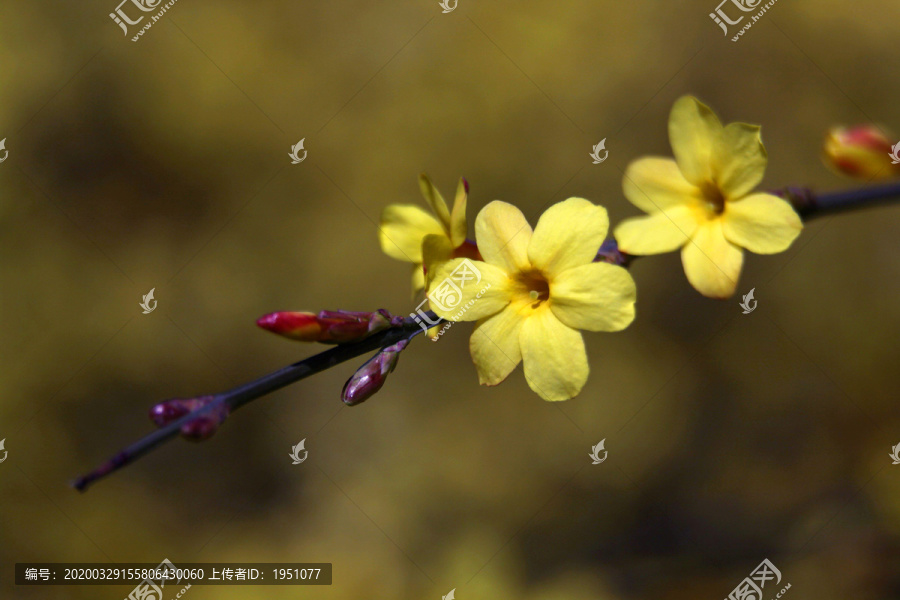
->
[614,96,802,298]
[379,174,476,293]
[427,198,636,401]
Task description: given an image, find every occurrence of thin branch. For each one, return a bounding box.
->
[73,316,437,492]
[779,181,900,219]
[73,180,900,492]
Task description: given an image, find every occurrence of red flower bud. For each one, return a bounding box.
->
[256,309,401,343]
[823,125,900,180]
[341,339,409,406]
[149,395,229,441]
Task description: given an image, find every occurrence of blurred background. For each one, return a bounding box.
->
[2,0,900,598]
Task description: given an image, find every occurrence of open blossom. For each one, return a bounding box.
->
[614,96,803,298]
[427,198,636,402]
[378,174,478,293]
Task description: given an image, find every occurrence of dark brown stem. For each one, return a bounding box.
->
[777,181,900,219]
[72,317,436,492]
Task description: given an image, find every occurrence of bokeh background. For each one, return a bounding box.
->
[2,0,900,598]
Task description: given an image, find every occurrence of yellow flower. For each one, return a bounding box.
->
[379,174,471,293]
[614,96,803,298]
[426,198,636,402]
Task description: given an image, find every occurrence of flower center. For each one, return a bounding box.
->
[514,270,550,310]
[700,180,726,215]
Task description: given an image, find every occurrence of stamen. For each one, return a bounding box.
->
[701,180,726,215]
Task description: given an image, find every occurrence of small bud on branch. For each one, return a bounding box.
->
[823,125,900,180]
[342,339,409,406]
[149,395,229,441]
[256,309,403,343]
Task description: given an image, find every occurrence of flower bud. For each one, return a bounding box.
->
[823,125,900,180]
[341,339,409,406]
[149,395,230,441]
[256,309,401,343]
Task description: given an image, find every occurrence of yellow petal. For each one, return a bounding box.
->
[623,157,704,214]
[449,178,468,247]
[411,264,425,294]
[614,204,701,255]
[422,233,454,290]
[379,204,445,262]
[681,219,743,298]
[520,306,588,401]
[668,96,722,186]
[427,258,511,321]
[550,262,636,332]
[475,201,533,274]
[527,198,608,277]
[419,174,451,231]
[713,123,768,199]
[469,305,523,386]
[722,193,803,254]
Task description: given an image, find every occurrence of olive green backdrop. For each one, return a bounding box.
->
[1,0,899,598]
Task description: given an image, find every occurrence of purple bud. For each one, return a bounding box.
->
[149,400,191,427]
[180,418,221,441]
[342,339,409,406]
[149,395,229,441]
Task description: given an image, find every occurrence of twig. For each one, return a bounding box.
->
[73,181,900,492]
[779,181,900,219]
[72,316,436,492]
